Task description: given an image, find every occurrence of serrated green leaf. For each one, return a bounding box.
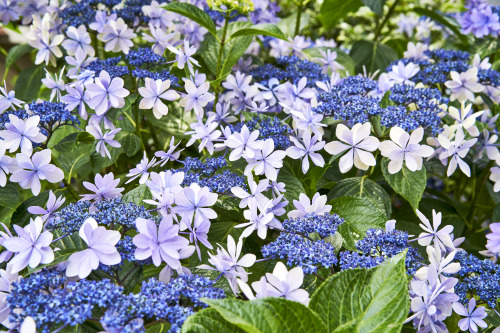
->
[0,183,19,208]
[203,297,327,333]
[230,24,287,40]
[122,184,152,206]
[309,252,409,332]
[329,196,387,250]
[14,65,45,101]
[182,307,244,333]
[54,132,79,153]
[163,2,217,36]
[381,157,426,211]
[328,177,391,218]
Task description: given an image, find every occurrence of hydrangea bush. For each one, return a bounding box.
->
[0,0,500,332]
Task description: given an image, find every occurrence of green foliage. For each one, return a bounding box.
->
[349,40,398,75]
[381,158,427,211]
[162,2,217,36]
[14,64,45,101]
[230,24,287,40]
[0,183,20,208]
[309,252,409,332]
[199,298,327,333]
[319,0,363,30]
[329,196,387,250]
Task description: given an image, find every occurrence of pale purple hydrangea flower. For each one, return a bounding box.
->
[224,125,261,161]
[66,217,121,279]
[238,262,310,305]
[168,40,199,73]
[445,68,484,103]
[42,67,66,102]
[62,25,94,57]
[143,25,176,55]
[485,222,500,254]
[0,267,19,327]
[62,83,90,119]
[387,61,420,86]
[185,116,221,155]
[287,193,331,219]
[86,121,121,159]
[174,182,218,226]
[452,298,487,333]
[286,131,325,173]
[379,127,434,174]
[86,70,130,116]
[98,18,136,54]
[231,177,269,209]
[244,138,287,181]
[81,172,124,201]
[126,152,157,184]
[179,79,215,117]
[0,148,17,187]
[437,127,477,177]
[0,223,14,263]
[133,216,192,268]
[154,136,183,166]
[138,78,180,119]
[239,204,275,239]
[324,122,379,173]
[146,170,184,196]
[0,114,47,155]
[0,83,23,113]
[416,209,456,251]
[198,235,256,294]
[27,190,65,223]
[10,149,64,196]
[3,217,54,273]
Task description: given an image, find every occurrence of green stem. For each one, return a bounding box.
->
[373,0,401,42]
[467,161,493,230]
[213,13,230,107]
[294,3,303,36]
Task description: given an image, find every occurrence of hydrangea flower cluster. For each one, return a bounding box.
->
[261,213,344,274]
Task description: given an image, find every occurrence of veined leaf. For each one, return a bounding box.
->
[163,2,217,36]
[230,24,287,40]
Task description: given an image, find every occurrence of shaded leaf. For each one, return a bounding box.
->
[182,308,244,333]
[14,65,45,101]
[319,0,363,30]
[0,183,20,208]
[163,2,217,36]
[230,24,287,40]
[350,40,398,75]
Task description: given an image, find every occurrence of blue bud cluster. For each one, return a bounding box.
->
[126,47,166,68]
[101,275,225,333]
[339,228,423,274]
[250,56,328,87]
[132,69,179,86]
[7,270,124,333]
[261,213,344,274]
[84,57,130,79]
[478,68,500,86]
[49,198,157,234]
[313,76,382,125]
[229,115,292,149]
[453,251,500,308]
[58,1,98,27]
[28,101,81,127]
[173,157,247,194]
[381,84,447,135]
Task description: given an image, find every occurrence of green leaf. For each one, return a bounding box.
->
[349,40,398,75]
[328,177,391,218]
[276,12,310,37]
[329,196,387,250]
[361,0,386,16]
[10,190,50,227]
[54,132,79,153]
[412,7,469,45]
[163,2,217,36]
[14,65,45,101]
[201,21,253,78]
[203,297,327,333]
[118,132,141,157]
[56,143,93,180]
[182,308,244,333]
[319,0,363,30]
[0,183,20,208]
[230,24,287,40]
[77,131,95,143]
[276,163,306,210]
[119,263,143,293]
[122,184,152,206]
[309,252,409,332]
[5,44,32,70]
[381,157,426,211]
[52,230,86,250]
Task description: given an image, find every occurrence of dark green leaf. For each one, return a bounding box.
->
[350,40,398,75]
[329,196,387,250]
[328,177,391,218]
[118,132,142,157]
[10,190,50,227]
[163,2,217,36]
[182,308,244,333]
[230,24,287,40]
[77,131,95,143]
[0,183,19,208]
[14,65,45,101]
[381,157,426,211]
[361,0,386,16]
[309,252,409,332]
[54,132,79,153]
[319,0,363,30]
[276,163,306,210]
[203,297,327,333]
[5,44,32,70]
[56,143,93,180]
